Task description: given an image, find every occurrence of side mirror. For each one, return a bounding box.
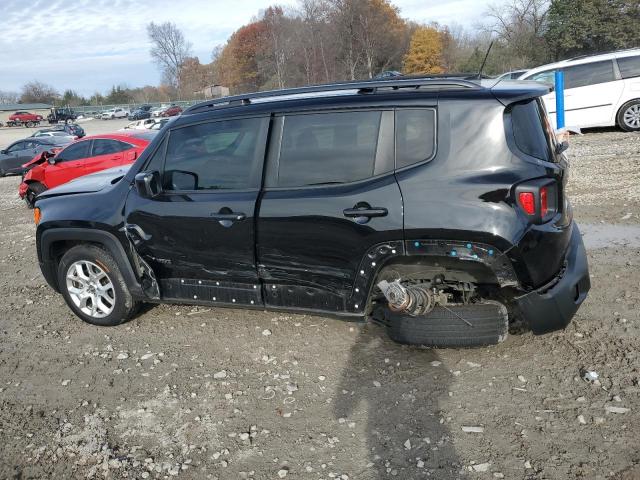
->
[165,170,198,191]
[0,150,6,155]
[555,140,569,155]
[135,171,161,198]
[48,157,56,165]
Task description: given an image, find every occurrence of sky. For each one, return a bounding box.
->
[0,0,488,97]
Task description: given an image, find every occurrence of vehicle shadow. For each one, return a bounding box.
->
[334,322,464,479]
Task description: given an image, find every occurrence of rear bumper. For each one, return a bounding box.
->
[516,224,590,334]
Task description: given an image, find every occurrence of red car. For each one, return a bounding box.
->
[19,131,155,206]
[8,111,43,127]
[161,105,182,117]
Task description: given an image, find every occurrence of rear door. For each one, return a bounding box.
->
[84,139,127,175]
[44,140,91,187]
[562,60,623,127]
[124,116,269,305]
[256,109,403,315]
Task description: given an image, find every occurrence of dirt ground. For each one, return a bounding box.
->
[0,121,639,480]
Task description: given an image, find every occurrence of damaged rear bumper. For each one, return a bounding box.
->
[516,224,590,334]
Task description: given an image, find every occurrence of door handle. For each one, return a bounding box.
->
[343,207,388,218]
[210,210,246,227]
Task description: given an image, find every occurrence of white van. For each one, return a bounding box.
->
[517,48,640,131]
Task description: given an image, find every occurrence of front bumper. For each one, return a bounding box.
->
[516,224,590,334]
[18,182,28,199]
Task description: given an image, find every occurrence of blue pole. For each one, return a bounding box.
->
[555,70,565,129]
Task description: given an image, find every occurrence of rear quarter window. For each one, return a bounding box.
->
[395,109,436,169]
[564,60,615,89]
[617,55,640,79]
[510,100,553,162]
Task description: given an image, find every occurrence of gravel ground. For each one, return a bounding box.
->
[0,123,639,479]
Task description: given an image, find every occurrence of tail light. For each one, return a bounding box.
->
[515,180,558,223]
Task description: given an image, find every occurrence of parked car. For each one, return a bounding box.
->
[20,131,155,206]
[6,111,43,127]
[150,106,164,117]
[496,69,528,81]
[128,105,152,120]
[122,118,157,130]
[31,131,76,142]
[30,77,590,348]
[32,123,85,139]
[0,136,71,176]
[518,48,640,131]
[100,108,129,120]
[47,107,77,125]
[160,105,182,117]
[148,118,172,130]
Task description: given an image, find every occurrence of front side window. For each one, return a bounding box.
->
[277,111,381,187]
[163,117,266,191]
[57,141,90,162]
[617,55,640,79]
[7,142,24,153]
[564,60,615,89]
[395,109,436,168]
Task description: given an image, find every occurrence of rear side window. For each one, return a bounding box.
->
[617,55,640,79]
[57,141,90,162]
[92,139,126,156]
[510,100,551,162]
[277,111,381,187]
[163,117,267,191]
[564,60,615,89]
[395,109,436,168]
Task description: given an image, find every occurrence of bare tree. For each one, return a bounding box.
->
[0,90,19,105]
[20,81,59,104]
[147,22,193,93]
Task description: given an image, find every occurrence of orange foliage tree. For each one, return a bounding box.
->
[402,26,446,75]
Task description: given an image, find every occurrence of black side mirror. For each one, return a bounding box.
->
[555,140,569,155]
[135,171,161,198]
[165,170,198,191]
[0,150,6,155]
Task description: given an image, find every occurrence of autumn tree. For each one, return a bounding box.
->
[179,57,214,97]
[403,26,446,75]
[147,22,193,91]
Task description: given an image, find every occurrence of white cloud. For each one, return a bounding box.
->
[0,0,486,96]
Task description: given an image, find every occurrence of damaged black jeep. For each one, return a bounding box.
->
[33,77,590,346]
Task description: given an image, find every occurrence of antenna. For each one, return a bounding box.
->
[477,40,494,79]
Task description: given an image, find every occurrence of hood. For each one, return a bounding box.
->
[38,165,131,199]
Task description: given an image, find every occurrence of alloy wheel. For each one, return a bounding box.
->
[66,260,116,318]
[623,104,640,129]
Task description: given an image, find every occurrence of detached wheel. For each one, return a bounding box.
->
[617,100,640,132]
[57,245,140,326]
[24,182,46,208]
[382,302,508,347]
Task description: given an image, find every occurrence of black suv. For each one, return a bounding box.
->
[32,78,590,347]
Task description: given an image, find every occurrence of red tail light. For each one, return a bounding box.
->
[518,192,536,215]
[540,186,548,217]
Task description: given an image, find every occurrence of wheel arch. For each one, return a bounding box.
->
[39,228,144,297]
[616,97,640,130]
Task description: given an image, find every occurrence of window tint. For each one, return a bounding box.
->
[277,111,381,187]
[618,55,640,79]
[7,142,24,153]
[92,139,127,156]
[527,70,556,84]
[564,60,615,89]
[396,109,436,168]
[57,141,90,162]
[511,100,551,162]
[163,117,266,191]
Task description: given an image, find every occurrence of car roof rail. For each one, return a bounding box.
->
[183,77,482,115]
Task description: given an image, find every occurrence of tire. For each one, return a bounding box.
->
[617,99,640,132]
[24,182,47,208]
[382,302,508,347]
[26,121,33,128]
[57,245,140,326]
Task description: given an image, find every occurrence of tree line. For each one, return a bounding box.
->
[1,0,638,105]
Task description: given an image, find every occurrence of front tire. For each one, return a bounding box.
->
[617,99,640,132]
[57,245,140,326]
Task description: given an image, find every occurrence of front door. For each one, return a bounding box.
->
[44,140,91,187]
[257,110,403,315]
[124,116,270,306]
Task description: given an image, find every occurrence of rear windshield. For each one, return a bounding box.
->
[510,99,555,162]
